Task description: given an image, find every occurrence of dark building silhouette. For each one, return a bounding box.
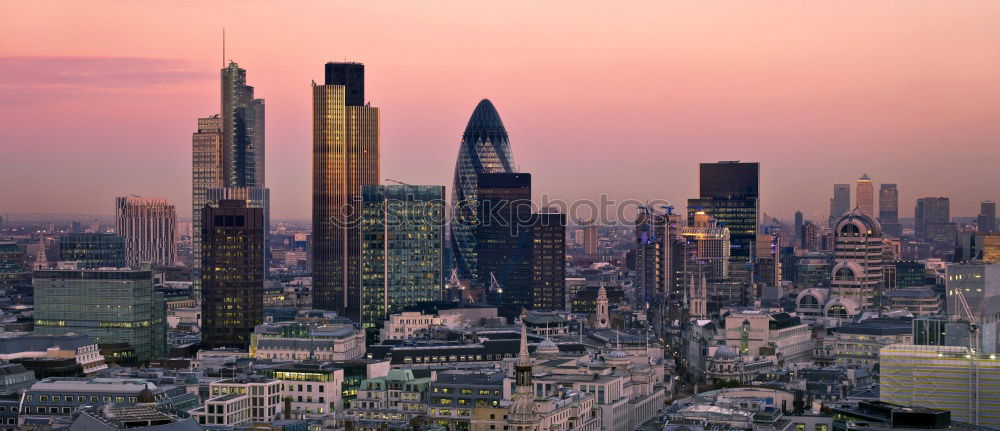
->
[58,233,125,269]
[201,200,264,349]
[794,211,803,243]
[530,211,566,311]
[829,184,851,227]
[325,62,366,107]
[979,201,996,234]
[635,208,666,307]
[687,161,760,286]
[475,173,532,317]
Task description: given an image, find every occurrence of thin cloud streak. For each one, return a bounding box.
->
[0,56,212,105]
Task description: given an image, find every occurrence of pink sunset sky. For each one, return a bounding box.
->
[2,1,1000,221]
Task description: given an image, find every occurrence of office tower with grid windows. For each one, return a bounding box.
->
[200,200,265,349]
[359,184,445,329]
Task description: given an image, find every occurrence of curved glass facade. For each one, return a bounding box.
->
[450,99,516,280]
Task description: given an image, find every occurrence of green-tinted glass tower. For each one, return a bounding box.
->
[360,185,444,329]
[33,268,166,363]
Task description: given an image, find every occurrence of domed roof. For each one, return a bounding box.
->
[835,209,882,237]
[824,296,861,317]
[463,99,508,140]
[537,338,559,355]
[137,384,156,404]
[796,288,828,306]
[712,346,738,360]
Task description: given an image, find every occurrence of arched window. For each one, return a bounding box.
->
[828,304,848,318]
[799,295,820,309]
[835,266,856,281]
[840,223,861,237]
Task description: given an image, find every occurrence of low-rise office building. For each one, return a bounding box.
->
[249,321,365,361]
[20,378,172,417]
[0,334,106,375]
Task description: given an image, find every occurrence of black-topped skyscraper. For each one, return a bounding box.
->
[475,173,532,317]
[450,100,516,283]
[687,161,759,289]
[325,62,365,107]
[312,62,380,320]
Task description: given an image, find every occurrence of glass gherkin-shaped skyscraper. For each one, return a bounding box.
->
[451,99,516,281]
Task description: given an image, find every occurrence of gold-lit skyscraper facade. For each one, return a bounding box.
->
[312,62,380,321]
[856,173,874,217]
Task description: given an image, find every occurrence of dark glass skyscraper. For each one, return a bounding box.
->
[687,161,759,286]
[530,211,566,311]
[635,208,666,307]
[325,62,365,107]
[200,200,264,349]
[475,173,531,317]
[221,62,265,188]
[829,184,851,227]
[979,201,996,234]
[312,62,380,320]
[915,197,951,239]
[879,183,901,237]
[450,100,516,283]
[33,268,167,362]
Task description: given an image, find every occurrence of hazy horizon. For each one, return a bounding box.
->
[3,1,1000,222]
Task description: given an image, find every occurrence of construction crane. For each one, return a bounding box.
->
[384,178,411,186]
[952,285,989,425]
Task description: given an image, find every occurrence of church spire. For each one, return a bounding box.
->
[509,309,539,430]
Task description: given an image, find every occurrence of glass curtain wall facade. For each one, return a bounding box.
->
[450,99,516,283]
[359,185,445,329]
[58,233,125,269]
[475,173,532,317]
[33,269,166,362]
[221,62,265,189]
[687,161,760,290]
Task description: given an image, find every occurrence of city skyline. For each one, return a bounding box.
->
[4,1,1000,221]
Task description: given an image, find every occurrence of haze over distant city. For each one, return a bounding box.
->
[3,1,1000,220]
